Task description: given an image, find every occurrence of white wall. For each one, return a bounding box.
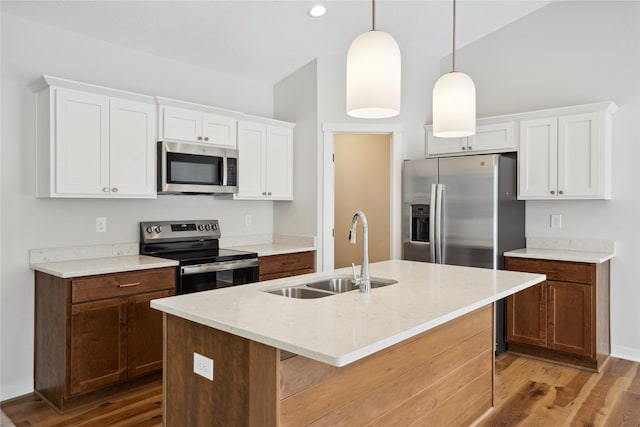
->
[0,14,276,400]
[273,60,318,238]
[455,1,640,360]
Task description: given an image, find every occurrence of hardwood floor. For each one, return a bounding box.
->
[2,355,639,426]
[479,354,640,426]
[0,381,163,427]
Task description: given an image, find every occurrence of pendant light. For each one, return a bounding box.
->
[346,0,401,119]
[432,0,476,137]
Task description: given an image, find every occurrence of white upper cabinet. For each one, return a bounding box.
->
[518,103,616,200]
[469,122,516,152]
[36,76,157,198]
[109,98,157,197]
[54,89,110,195]
[425,120,516,157]
[235,120,265,198]
[157,100,237,148]
[161,107,202,142]
[264,126,293,199]
[235,119,294,200]
[425,133,467,156]
[519,117,557,198]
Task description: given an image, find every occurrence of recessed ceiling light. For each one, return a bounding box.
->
[308,5,327,18]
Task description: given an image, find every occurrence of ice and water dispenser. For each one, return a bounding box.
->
[410,204,430,243]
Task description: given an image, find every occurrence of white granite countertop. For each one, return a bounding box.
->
[504,248,615,264]
[151,260,544,367]
[31,255,178,278]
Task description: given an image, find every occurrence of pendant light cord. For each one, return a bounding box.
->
[372,0,376,31]
[452,0,456,72]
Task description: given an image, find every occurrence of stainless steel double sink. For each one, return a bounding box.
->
[266,275,398,299]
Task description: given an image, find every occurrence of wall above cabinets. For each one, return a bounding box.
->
[424,101,618,201]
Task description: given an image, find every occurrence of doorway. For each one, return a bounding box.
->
[320,123,403,272]
[333,134,391,269]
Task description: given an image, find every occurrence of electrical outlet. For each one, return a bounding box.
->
[551,214,562,229]
[96,217,107,233]
[193,352,214,380]
[245,214,252,227]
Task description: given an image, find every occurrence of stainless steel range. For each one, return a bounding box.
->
[140,220,259,294]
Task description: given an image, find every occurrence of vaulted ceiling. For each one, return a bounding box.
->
[2,1,549,84]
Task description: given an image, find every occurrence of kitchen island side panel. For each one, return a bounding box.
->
[163,305,493,426]
[280,304,494,426]
[163,313,279,427]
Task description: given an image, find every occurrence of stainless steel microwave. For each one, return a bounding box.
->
[157,141,238,194]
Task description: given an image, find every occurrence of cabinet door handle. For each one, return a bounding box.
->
[467,146,472,150]
[111,187,118,193]
[550,190,555,195]
[119,282,140,288]
[197,136,203,141]
[461,146,466,151]
[204,137,209,141]
[102,187,109,193]
[267,192,272,196]
[262,192,267,196]
[558,190,564,195]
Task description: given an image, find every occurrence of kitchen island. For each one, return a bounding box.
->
[151,260,544,426]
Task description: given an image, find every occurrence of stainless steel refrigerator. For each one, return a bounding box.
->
[402,153,525,354]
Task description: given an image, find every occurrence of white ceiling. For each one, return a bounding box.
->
[1,0,550,85]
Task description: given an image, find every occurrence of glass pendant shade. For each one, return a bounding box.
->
[346,30,401,119]
[432,71,476,137]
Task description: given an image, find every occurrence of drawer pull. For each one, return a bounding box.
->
[119,282,140,288]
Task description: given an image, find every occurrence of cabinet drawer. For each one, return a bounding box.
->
[506,257,593,284]
[259,251,315,276]
[72,268,176,304]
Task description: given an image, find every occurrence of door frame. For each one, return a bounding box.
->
[319,123,403,272]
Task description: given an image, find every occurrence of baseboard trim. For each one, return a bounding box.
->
[611,344,640,362]
[0,380,33,402]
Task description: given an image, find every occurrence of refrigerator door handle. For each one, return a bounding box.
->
[429,184,437,263]
[435,184,444,264]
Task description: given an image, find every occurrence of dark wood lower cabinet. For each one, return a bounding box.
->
[35,267,176,412]
[506,282,547,347]
[127,289,175,378]
[505,257,609,371]
[70,297,128,396]
[259,251,315,281]
[547,280,593,357]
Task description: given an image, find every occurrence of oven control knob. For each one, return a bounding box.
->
[198,224,205,231]
[204,224,211,231]
[213,224,218,230]
[154,225,162,233]
[146,226,154,234]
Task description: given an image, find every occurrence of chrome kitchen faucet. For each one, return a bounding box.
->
[348,210,371,293]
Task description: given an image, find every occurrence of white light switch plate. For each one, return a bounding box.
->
[193,352,214,380]
[551,214,562,229]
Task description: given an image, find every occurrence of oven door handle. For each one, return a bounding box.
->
[181,259,259,276]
